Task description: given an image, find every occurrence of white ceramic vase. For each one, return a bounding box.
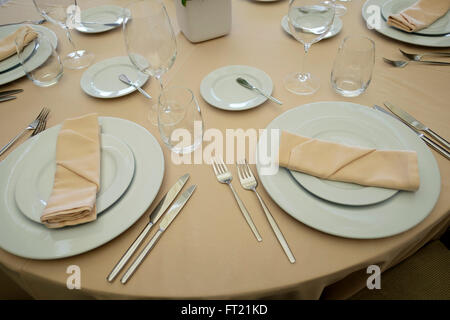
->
[174,0,232,43]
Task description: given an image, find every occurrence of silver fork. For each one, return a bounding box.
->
[211,157,262,242]
[399,49,450,61]
[237,159,295,264]
[31,108,50,136]
[383,57,450,68]
[0,107,49,156]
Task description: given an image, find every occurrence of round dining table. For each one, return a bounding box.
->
[0,0,449,299]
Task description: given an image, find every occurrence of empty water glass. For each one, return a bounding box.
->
[158,87,204,154]
[15,29,63,87]
[331,36,375,97]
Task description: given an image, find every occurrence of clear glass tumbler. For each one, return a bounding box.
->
[331,36,375,97]
[15,29,63,87]
[158,87,204,154]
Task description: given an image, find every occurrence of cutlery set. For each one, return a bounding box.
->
[0,88,22,102]
[212,157,295,264]
[0,106,50,157]
[383,49,450,68]
[107,174,196,284]
[374,102,449,160]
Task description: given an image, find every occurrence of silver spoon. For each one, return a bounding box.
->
[119,74,152,99]
[236,77,282,105]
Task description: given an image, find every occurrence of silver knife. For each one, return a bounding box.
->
[0,89,23,97]
[0,96,16,103]
[384,102,450,150]
[121,184,197,284]
[107,173,190,282]
[373,105,450,160]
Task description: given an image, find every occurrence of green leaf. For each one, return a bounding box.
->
[182,0,187,7]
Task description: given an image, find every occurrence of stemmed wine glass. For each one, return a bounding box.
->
[123,0,177,126]
[284,0,335,95]
[33,0,95,70]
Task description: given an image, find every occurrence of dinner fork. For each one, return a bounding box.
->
[383,57,450,68]
[399,49,450,61]
[31,108,50,137]
[211,157,262,242]
[237,159,295,263]
[0,107,49,156]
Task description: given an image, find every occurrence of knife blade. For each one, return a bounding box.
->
[0,96,16,103]
[384,102,450,150]
[0,89,23,97]
[373,105,450,160]
[107,173,190,282]
[121,184,197,284]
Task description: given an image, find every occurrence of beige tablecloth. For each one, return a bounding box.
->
[0,0,449,300]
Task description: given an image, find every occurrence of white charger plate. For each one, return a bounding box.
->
[0,24,58,85]
[288,115,402,206]
[256,102,440,239]
[200,65,273,111]
[381,0,450,36]
[362,0,450,47]
[80,56,149,99]
[281,15,343,40]
[0,117,164,260]
[75,5,129,34]
[14,133,135,224]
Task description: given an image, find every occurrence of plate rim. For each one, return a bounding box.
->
[75,4,125,34]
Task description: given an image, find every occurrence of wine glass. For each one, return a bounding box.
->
[123,0,177,126]
[284,0,335,95]
[33,0,95,70]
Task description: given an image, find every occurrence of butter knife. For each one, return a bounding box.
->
[384,102,450,150]
[0,96,16,103]
[107,173,190,282]
[121,184,197,284]
[373,105,450,160]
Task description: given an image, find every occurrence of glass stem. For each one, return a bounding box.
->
[64,26,79,56]
[300,43,311,80]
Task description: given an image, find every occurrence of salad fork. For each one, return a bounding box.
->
[237,159,295,263]
[399,49,450,61]
[211,157,262,242]
[0,107,49,156]
[382,57,450,68]
[31,108,50,136]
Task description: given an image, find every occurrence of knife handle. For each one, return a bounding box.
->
[421,134,450,160]
[121,229,163,284]
[107,222,154,282]
[425,129,450,150]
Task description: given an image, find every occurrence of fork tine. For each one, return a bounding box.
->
[211,159,219,176]
[32,108,50,136]
[238,159,248,179]
[236,161,244,181]
[35,107,46,121]
[217,156,229,172]
[243,159,254,179]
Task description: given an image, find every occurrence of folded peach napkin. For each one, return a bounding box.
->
[0,25,38,62]
[279,131,420,191]
[387,0,450,33]
[41,114,101,228]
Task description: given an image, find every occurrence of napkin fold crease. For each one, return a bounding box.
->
[41,114,101,229]
[387,0,450,33]
[279,131,420,191]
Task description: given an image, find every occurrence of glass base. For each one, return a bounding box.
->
[284,72,320,95]
[335,4,347,16]
[63,50,95,70]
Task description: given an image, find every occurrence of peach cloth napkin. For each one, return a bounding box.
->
[0,25,38,61]
[279,131,420,191]
[387,0,450,33]
[41,114,101,228]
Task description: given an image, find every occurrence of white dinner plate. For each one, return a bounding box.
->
[381,0,450,36]
[200,65,273,111]
[80,56,149,99]
[288,115,402,206]
[14,133,135,224]
[0,117,164,260]
[256,102,441,239]
[0,24,58,85]
[75,5,129,34]
[362,0,450,47]
[281,15,343,40]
